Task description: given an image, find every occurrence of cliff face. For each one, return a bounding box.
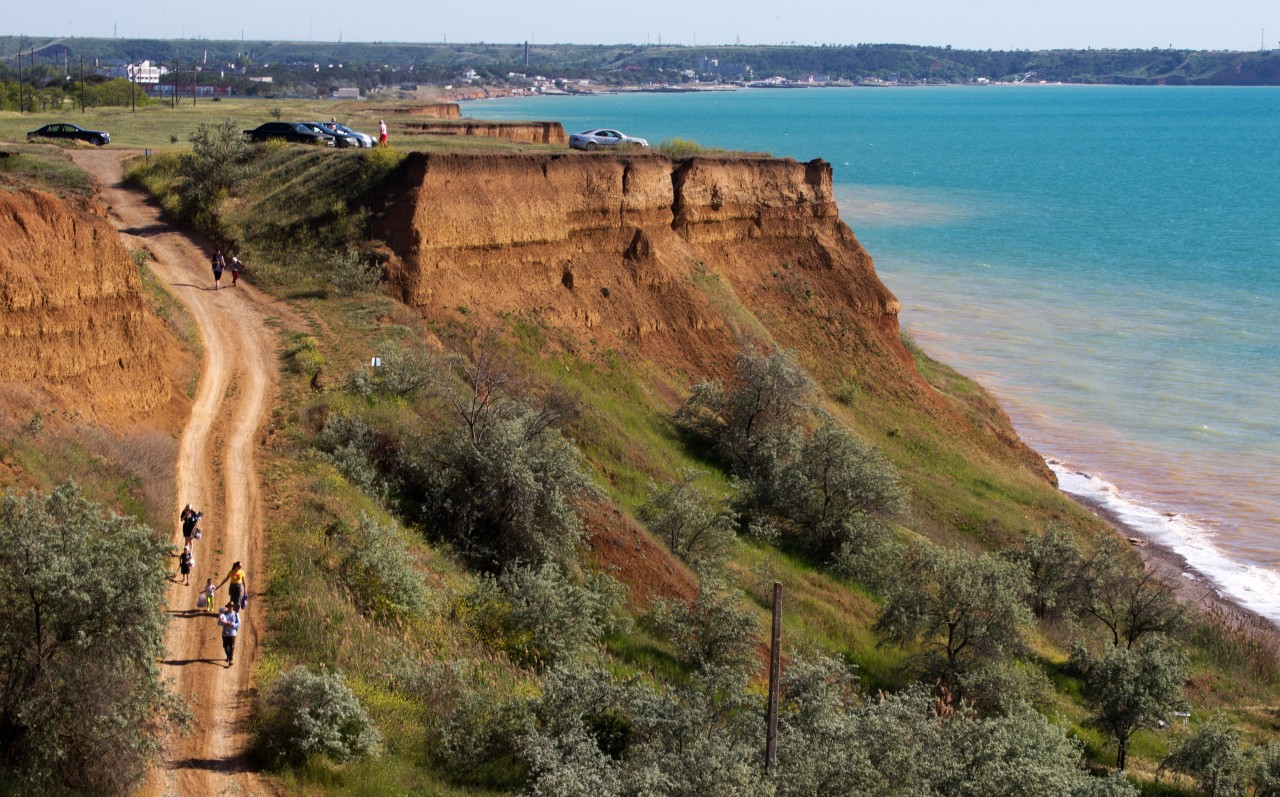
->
[391,103,462,119]
[379,152,904,374]
[377,152,1048,476]
[401,121,568,145]
[0,189,173,421]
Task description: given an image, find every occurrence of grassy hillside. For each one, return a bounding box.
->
[116,137,1280,795]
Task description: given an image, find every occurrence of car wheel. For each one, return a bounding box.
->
[584,142,598,151]
[94,137,107,146]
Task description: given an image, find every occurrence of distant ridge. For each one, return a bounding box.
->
[3,36,1279,86]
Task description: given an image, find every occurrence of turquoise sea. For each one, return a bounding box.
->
[474,87,1280,623]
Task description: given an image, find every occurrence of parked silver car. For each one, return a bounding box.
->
[320,122,375,148]
[568,128,649,150]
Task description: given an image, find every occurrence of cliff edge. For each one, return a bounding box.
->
[377,152,1050,480]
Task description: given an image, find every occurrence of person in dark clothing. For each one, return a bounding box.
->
[181,507,202,547]
[212,250,226,289]
[178,544,193,586]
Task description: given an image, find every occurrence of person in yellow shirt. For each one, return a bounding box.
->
[217,561,248,611]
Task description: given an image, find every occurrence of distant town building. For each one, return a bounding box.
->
[699,57,752,80]
[104,60,166,83]
[249,76,274,83]
[332,87,360,99]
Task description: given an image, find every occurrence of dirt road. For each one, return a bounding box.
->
[71,150,275,797]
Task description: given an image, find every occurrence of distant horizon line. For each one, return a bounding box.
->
[2,33,1275,55]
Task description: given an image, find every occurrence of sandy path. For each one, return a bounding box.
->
[71,150,276,797]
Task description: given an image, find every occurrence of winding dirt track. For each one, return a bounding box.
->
[71,150,276,797]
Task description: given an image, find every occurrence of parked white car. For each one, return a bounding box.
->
[568,128,649,150]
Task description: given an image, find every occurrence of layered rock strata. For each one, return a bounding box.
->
[0,189,170,418]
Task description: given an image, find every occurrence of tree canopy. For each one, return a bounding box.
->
[0,482,183,795]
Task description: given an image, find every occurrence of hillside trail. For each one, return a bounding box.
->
[71,150,278,797]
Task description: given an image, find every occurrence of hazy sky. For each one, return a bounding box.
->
[7,0,1278,52]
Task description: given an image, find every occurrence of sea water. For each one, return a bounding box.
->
[475,87,1280,623]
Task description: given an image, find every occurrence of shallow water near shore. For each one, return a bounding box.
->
[476,86,1280,623]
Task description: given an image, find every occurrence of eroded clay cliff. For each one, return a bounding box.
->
[0,189,173,421]
[376,152,1049,477]
[400,121,568,146]
[379,153,904,375]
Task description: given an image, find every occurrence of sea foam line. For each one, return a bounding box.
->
[1049,460,1280,627]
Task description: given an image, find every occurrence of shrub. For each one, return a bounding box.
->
[1001,526,1084,620]
[255,666,381,768]
[176,117,249,233]
[361,144,407,178]
[1256,744,1280,797]
[1079,536,1185,648]
[772,421,905,559]
[517,656,1135,797]
[0,482,184,795]
[328,244,383,295]
[875,545,1032,687]
[1076,636,1188,771]
[436,687,532,788]
[318,412,391,503]
[650,583,756,672]
[519,666,765,797]
[285,334,326,377]
[675,341,815,480]
[407,347,597,569]
[465,563,628,669]
[335,513,426,618]
[1159,719,1249,797]
[346,343,433,398]
[658,138,707,159]
[638,468,737,570]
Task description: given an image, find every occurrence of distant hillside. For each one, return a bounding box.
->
[3,35,1279,87]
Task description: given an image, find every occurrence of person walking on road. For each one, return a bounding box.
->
[230,256,243,287]
[181,506,202,548]
[217,602,241,665]
[218,561,248,611]
[212,250,226,290]
[378,119,388,147]
[178,544,193,586]
[199,578,216,612]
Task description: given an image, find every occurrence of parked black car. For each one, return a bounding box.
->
[243,122,335,146]
[27,123,110,146]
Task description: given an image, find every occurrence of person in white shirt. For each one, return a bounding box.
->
[217,603,241,665]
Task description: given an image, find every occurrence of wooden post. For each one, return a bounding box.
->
[765,581,782,775]
[79,56,85,113]
[16,48,22,114]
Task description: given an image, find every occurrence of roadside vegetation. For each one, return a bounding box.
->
[83,136,1280,796]
[0,482,186,795]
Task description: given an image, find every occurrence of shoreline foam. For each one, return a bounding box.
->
[1049,459,1280,631]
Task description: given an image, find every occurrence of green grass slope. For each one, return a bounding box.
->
[125,142,1280,796]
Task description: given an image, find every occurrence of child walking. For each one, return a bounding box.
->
[199,579,216,612]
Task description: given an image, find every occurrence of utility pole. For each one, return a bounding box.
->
[764,581,782,776]
[80,55,86,113]
[129,56,137,112]
[192,62,198,106]
[17,48,22,115]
